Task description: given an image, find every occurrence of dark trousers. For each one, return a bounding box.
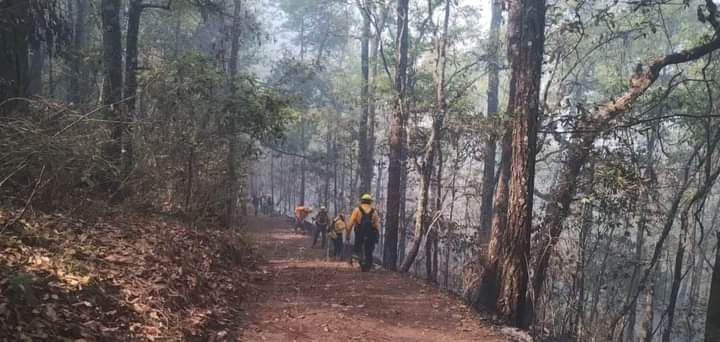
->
[331,234,343,259]
[313,223,327,248]
[353,226,377,271]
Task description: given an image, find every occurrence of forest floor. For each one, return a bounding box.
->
[0,205,259,341]
[238,215,514,342]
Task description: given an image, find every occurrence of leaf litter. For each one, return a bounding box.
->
[0,207,258,341]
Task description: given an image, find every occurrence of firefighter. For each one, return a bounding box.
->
[312,206,330,248]
[346,193,381,272]
[294,205,312,234]
[328,211,347,260]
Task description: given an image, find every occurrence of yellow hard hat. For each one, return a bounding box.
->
[360,193,373,202]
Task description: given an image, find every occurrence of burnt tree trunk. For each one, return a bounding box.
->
[0,0,32,112]
[383,0,410,270]
[28,36,43,96]
[68,0,89,105]
[358,1,372,195]
[101,0,124,191]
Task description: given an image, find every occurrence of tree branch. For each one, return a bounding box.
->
[141,0,172,10]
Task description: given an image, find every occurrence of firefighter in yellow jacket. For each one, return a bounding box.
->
[294,206,312,234]
[328,211,347,260]
[346,193,380,272]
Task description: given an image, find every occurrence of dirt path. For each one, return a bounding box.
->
[238,216,508,342]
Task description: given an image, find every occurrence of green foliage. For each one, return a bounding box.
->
[134,54,290,216]
[276,0,351,59]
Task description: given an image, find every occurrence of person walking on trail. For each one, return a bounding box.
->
[328,211,347,260]
[294,205,312,234]
[253,195,260,216]
[312,206,330,248]
[346,193,381,272]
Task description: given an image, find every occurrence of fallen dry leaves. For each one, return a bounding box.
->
[0,207,258,341]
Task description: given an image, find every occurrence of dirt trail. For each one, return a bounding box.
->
[238,216,507,342]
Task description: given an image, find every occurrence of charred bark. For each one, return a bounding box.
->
[68,0,89,105]
[383,0,410,270]
[0,0,32,112]
[100,0,124,192]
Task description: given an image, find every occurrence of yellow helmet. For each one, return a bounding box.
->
[360,193,373,202]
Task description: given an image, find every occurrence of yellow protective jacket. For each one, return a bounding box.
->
[346,204,380,233]
[330,215,347,233]
[294,206,309,220]
[328,215,347,240]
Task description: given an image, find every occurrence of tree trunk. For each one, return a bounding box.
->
[185,146,194,212]
[47,34,55,98]
[340,150,346,211]
[574,170,594,341]
[383,0,410,270]
[479,0,502,242]
[474,126,512,310]
[28,37,43,96]
[0,0,32,112]
[68,0,89,105]
[398,151,408,265]
[496,0,545,328]
[624,199,647,342]
[358,1,372,195]
[624,132,656,342]
[101,0,124,192]
[300,118,307,205]
[324,127,331,206]
[661,213,688,342]
[124,0,146,178]
[366,1,387,200]
[428,140,443,284]
[224,0,242,227]
[638,266,657,342]
[399,0,450,273]
[271,155,275,207]
[705,234,720,342]
[663,167,720,342]
[333,119,339,212]
[429,144,444,284]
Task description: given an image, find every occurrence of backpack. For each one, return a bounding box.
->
[358,206,374,233]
